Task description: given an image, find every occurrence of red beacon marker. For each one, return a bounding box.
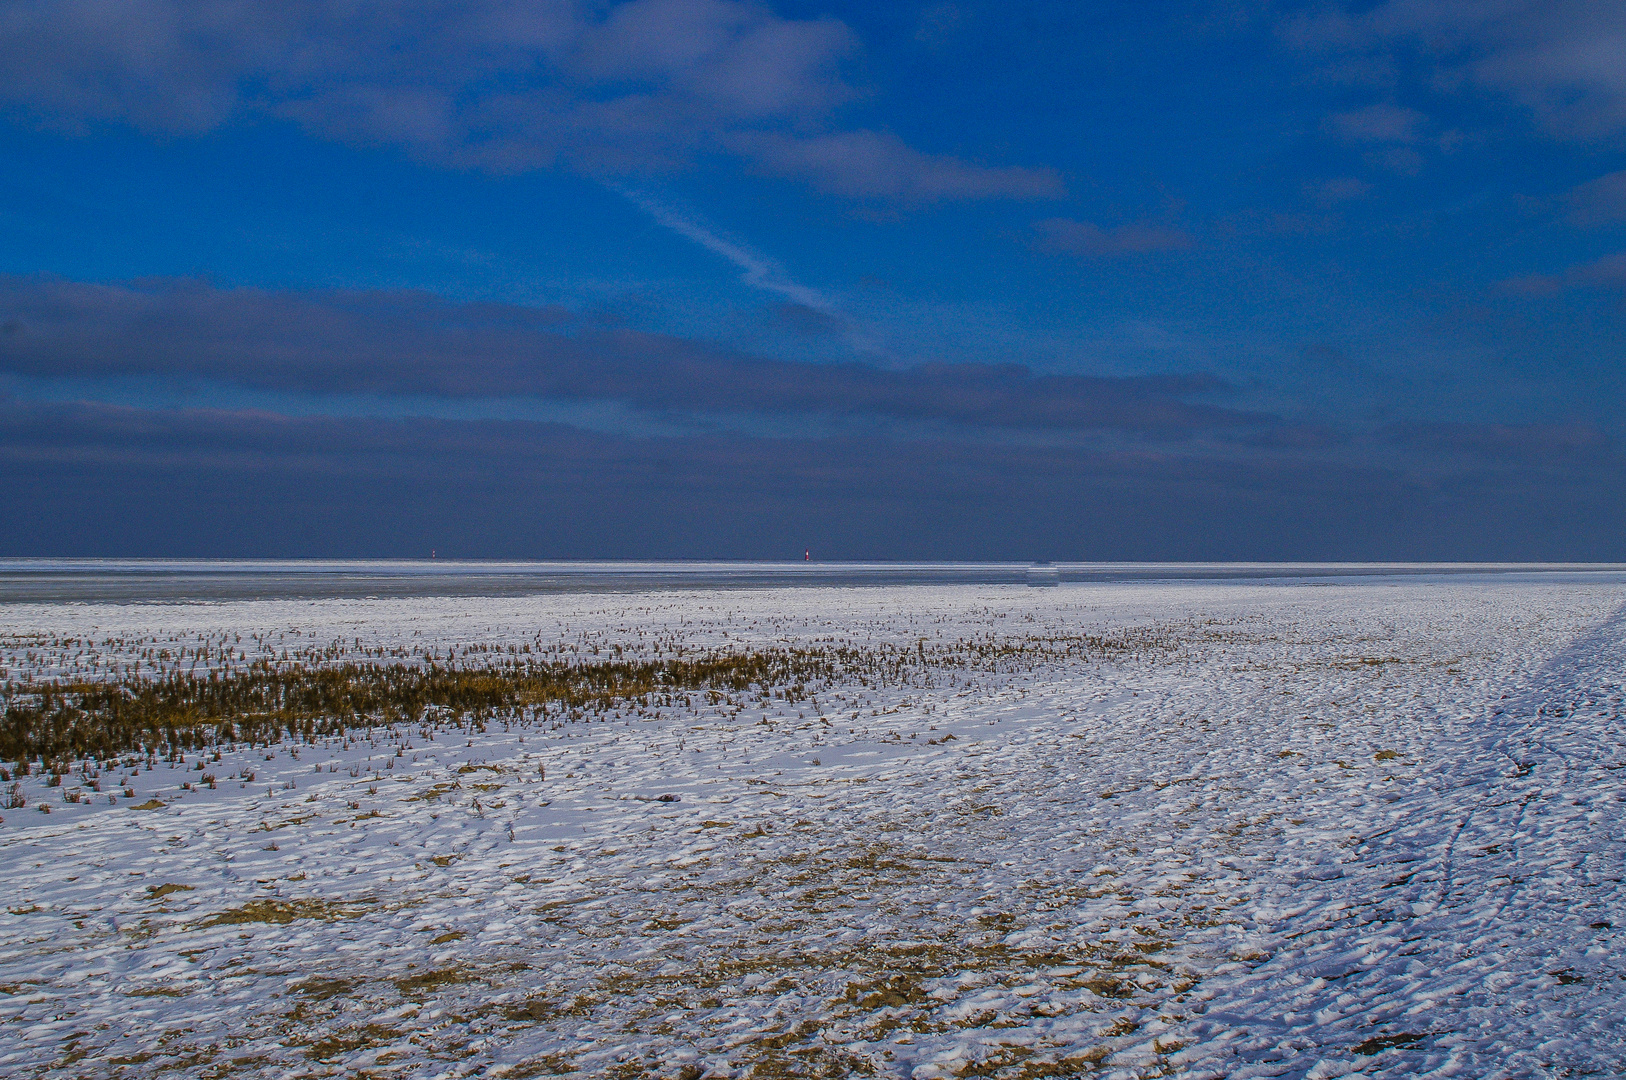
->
[805,549,810,561]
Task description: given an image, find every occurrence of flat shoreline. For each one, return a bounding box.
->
[3,558,1625,603]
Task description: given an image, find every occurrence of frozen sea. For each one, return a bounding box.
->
[0,562,1624,1078]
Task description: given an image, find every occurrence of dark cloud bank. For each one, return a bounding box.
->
[0,277,1250,433]
[1,278,1621,560]
[2,399,1621,560]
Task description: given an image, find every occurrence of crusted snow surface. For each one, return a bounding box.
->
[0,579,1624,1078]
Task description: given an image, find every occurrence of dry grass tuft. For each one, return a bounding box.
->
[394,968,472,996]
[197,898,368,928]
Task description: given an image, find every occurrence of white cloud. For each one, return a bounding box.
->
[1322,103,1426,143]
[731,129,1063,201]
[0,0,1051,200]
[1030,219,1193,258]
[1498,251,1626,295]
[1310,176,1371,204]
[1567,170,1626,226]
[1288,1,1626,140]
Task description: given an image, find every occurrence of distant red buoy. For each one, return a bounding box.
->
[805,549,810,561]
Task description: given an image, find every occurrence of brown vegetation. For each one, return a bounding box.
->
[0,625,1172,762]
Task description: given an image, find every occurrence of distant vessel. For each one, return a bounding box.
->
[1026,561,1060,587]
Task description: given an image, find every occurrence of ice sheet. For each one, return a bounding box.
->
[0,579,1622,1078]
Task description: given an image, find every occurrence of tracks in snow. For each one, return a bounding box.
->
[1188,602,1626,1078]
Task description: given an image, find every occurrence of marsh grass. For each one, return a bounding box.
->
[0,650,849,761]
[0,627,1167,762]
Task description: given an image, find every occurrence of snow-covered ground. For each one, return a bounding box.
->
[0,578,1623,1078]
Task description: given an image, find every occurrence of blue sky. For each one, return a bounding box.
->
[1,1,1624,558]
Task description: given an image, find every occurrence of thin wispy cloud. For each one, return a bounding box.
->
[615,186,833,313]
[614,186,884,357]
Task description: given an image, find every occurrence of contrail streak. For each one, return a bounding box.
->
[614,186,839,316]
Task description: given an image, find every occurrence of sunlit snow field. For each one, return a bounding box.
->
[1,571,1624,1078]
